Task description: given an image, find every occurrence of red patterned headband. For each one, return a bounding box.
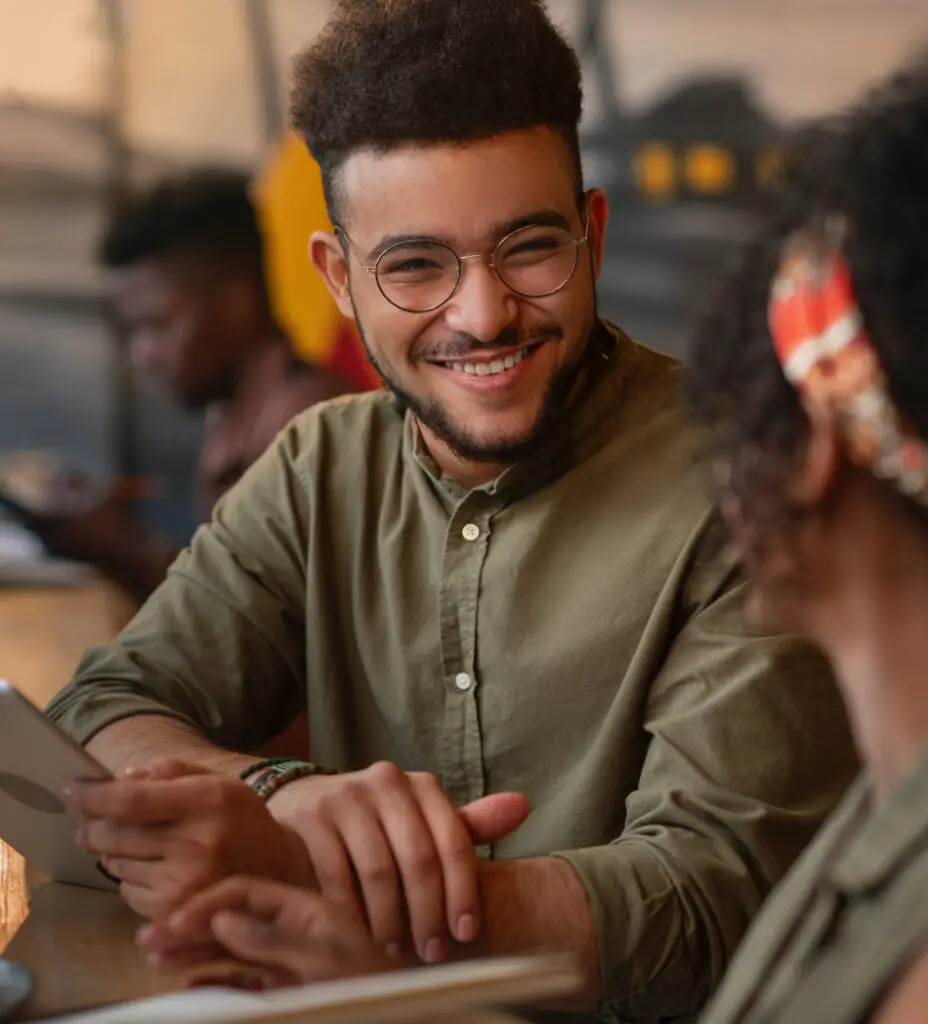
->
[767,216,928,502]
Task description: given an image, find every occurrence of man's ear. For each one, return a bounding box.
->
[584,188,609,280]
[792,395,841,506]
[309,231,355,320]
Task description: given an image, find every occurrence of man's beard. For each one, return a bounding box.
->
[353,316,597,464]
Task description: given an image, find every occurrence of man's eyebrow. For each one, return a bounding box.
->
[363,209,574,263]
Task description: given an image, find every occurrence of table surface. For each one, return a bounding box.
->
[0,582,163,1019]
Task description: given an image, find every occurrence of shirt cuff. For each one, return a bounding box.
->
[46,686,198,748]
[552,841,714,1020]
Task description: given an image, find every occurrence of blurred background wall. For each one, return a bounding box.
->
[1,0,925,545]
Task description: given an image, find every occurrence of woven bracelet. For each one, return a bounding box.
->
[249,761,338,801]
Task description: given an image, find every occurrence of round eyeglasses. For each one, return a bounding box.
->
[337,219,589,314]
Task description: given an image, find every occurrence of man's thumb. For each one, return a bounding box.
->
[457,792,529,843]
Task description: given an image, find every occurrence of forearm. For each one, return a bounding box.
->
[464,857,600,1011]
[85,715,254,777]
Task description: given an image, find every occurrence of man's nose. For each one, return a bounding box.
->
[441,258,519,343]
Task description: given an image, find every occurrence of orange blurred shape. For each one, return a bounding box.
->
[254,133,379,391]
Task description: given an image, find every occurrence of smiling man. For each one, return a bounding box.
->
[46,1,857,1019]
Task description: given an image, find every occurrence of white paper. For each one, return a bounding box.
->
[46,954,580,1024]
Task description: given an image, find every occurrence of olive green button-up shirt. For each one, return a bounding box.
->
[700,753,928,1024]
[48,324,858,1021]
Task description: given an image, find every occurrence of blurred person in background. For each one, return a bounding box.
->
[20,169,356,602]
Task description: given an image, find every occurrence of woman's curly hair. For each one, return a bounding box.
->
[687,62,928,542]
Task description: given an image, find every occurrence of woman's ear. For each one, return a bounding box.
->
[309,231,355,320]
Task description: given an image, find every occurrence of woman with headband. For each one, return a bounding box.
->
[691,64,928,1024]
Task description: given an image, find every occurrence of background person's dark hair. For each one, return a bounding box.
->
[99,168,265,284]
[289,0,584,223]
[687,62,928,547]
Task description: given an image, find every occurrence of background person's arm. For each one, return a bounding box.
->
[46,418,313,774]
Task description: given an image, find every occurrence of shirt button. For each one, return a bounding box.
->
[454,672,472,691]
[461,523,480,542]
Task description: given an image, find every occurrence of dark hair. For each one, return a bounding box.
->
[99,168,265,281]
[687,63,928,541]
[289,0,584,221]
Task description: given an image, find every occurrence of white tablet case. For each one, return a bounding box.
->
[0,680,117,891]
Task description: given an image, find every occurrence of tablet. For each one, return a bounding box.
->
[0,680,117,891]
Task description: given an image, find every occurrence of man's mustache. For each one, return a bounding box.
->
[414,326,562,362]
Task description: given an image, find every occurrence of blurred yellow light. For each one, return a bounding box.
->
[634,143,676,201]
[685,145,735,194]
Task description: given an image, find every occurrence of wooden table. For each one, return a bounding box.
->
[0,582,157,1018]
[0,583,132,707]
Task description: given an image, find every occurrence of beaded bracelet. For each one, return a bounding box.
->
[239,757,305,782]
[249,761,338,801]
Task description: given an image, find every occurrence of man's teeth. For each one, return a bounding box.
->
[447,347,531,376]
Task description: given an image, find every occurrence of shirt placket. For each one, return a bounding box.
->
[436,489,497,810]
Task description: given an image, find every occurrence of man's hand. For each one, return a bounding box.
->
[267,762,529,964]
[64,760,312,920]
[138,876,396,987]
[15,472,176,600]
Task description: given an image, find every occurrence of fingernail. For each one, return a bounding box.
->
[136,924,154,946]
[385,942,402,960]
[422,937,445,964]
[74,825,86,848]
[456,913,478,943]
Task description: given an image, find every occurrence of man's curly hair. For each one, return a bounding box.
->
[687,61,928,544]
[290,0,584,221]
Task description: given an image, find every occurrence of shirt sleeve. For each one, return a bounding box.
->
[46,421,312,753]
[553,517,860,1021]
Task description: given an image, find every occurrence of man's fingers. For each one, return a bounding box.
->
[210,911,320,975]
[411,775,480,946]
[163,876,292,941]
[303,822,367,928]
[76,819,166,858]
[120,881,164,920]
[337,810,404,947]
[210,910,388,982]
[100,855,161,887]
[370,774,446,964]
[143,940,231,972]
[64,776,206,824]
[457,792,530,843]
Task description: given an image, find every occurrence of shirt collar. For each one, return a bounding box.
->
[830,745,928,894]
[405,319,640,507]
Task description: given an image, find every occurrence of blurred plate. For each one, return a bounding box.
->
[0,959,31,1020]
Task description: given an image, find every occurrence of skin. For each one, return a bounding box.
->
[310,126,608,487]
[77,126,607,1008]
[114,256,262,410]
[724,394,928,1023]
